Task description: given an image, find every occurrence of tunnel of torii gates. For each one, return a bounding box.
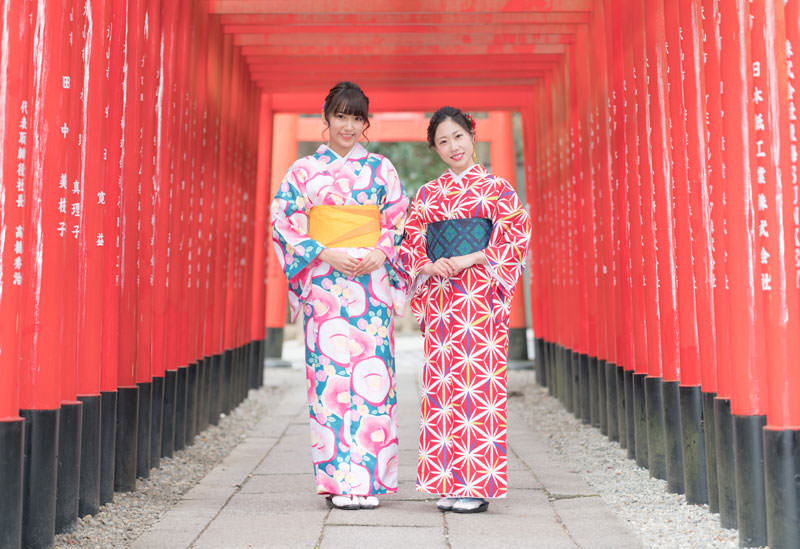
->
[1,0,800,548]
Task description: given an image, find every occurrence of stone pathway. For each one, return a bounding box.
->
[132,337,640,549]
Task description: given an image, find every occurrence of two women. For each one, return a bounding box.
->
[271,84,531,514]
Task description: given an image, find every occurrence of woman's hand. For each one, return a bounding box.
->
[421,257,458,278]
[352,249,387,276]
[319,248,361,277]
[422,252,487,278]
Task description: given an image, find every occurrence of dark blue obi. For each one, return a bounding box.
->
[426,217,493,261]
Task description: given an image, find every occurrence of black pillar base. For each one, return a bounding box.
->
[645,376,667,480]
[209,354,221,426]
[264,326,284,359]
[570,351,581,418]
[257,338,266,387]
[624,369,635,458]
[605,362,619,442]
[678,385,708,505]
[220,351,232,414]
[196,359,208,435]
[161,370,177,458]
[114,386,138,492]
[733,414,767,547]
[589,356,599,427]
[714,397,737,529]
[616,366,627,449]
[563,347,574,413]
[598,359,608,435]
[99,391,116,505]
[663,380,684,494]
[764,428,800,549]
[136,382,151,478]
[56,401,83,533]
[77,395,101,517]
[0,418,24,549]
[20,408,59,549]
[535,338,547,386]
[185,362,198,445]
[578,354,590,424]
[633,373,648,468]
[150,376,164,470]
[174,367,188,451]
[702,392,718,513]
[202,356,213,430]
[507,326,528,361]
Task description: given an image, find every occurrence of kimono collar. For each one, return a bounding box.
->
[315,143,369,173]
[447,163,485,184]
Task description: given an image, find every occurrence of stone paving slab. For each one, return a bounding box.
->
[133,337,641,549]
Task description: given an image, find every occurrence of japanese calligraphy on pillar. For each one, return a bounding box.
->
[14,101,29,287]
[786,6,800,288]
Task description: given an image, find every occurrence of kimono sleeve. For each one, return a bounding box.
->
[373,157,410,290]
[398,185,433,297]
[483,177,531,301]
[270,162,325,301]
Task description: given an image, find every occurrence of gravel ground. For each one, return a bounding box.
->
[54,382,283,549]
[508,369,741,549]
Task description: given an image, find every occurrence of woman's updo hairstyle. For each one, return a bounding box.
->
[323,81,371,136]
[426,106,476,148]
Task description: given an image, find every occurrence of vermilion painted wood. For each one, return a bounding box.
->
[21,0,71,409]
[241,44,567,58]
[77,0,109,397]
[665,0,698,386]
[520,102,541,343]
[719,0,760,415]
[702,0,731,397]
[754,0,796,428]
[118,0,145,387]
[223,50,244,351]
[204,0,595,14]
[135,0,160,384]
[270,89,538,113]
[194,5,213,362]
[203,16,225,358]
[226,23,580,36]
[778,0,800,428]
[153,0,179,375]
[210,33,234,357]
[644,0,677,381]
[265,114,295,332]
[574,24,597,358]
[0,0,33,418]
[608,0,632,371]
[632,0,662,377]
[234,32,575,48]
[591,0,614,364]
[246,54,562,68]
[220,12,591,25]
[680,0,717,392]
[162,0,185,371]
[621,0,647,375]
[747,0,785,418]
[100,0,126,394]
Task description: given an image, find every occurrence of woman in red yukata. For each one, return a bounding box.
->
[399,106,531,514]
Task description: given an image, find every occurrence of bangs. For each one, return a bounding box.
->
[327,89,369,119]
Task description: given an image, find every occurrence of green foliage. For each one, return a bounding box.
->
[368,141,444,197]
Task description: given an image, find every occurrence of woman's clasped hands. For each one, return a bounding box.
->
[320,248,387,277]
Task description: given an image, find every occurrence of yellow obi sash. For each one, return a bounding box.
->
[308,204,381,248]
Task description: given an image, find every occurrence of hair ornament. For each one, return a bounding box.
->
[464,112,477,131]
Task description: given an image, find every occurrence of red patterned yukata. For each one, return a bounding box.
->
[399,164,531,499]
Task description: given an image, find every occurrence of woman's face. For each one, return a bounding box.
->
[325,111,365,157]
[433,117,475,173]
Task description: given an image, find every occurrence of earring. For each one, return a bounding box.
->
[472,150,478,163]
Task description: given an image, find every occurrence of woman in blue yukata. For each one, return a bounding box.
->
[270,82,409,510]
